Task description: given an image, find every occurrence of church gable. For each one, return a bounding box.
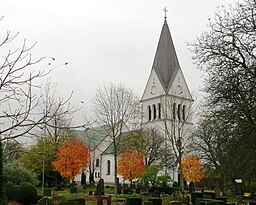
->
[141,69,166,102]
[168,69,193,101]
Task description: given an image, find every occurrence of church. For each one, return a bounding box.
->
[75,16,193,185]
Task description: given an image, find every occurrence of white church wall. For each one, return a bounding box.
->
[101,154,115,184]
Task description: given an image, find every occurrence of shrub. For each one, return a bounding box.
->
[5,182,19,200]
[0,196,7,205]
[4,160,39,185]
[36,194,44,202]
[18,182,37,205]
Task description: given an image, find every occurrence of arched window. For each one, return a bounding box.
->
[182,105,186,121]
[107,160,111,175]
[158,103,161,119]
[153,104,157,120]
[178,104,181,121]
[96,159,100,167]
[148,105,152,121]
[173,103,176,119]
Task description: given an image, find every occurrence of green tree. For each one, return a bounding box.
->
[21,139,58,175]
[190,0,256,190]
[119,128,168,165]
[21,131,76,187]
[142,165,161,188]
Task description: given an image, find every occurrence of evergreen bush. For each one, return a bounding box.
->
[4,160,39,185]
[6,182,20,201]
[18,182,37,205]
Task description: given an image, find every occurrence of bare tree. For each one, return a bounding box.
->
[0,17,88,142]
[35,79,88,141]
[92,83,140,194]
[0,18,57,141]
[2,139,24,162]
[159,94,195,191]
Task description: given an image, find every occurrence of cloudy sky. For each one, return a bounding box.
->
[1,0,235,123]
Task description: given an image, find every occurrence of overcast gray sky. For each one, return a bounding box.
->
[2,0,235,123]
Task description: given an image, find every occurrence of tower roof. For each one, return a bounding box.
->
[152,19,180,93]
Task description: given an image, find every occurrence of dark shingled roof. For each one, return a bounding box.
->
[152,19,181,93]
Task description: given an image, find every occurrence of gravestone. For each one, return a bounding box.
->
[77,185,84,194]
[37,197,54,205]
[144,202,153,205]
[94,178,105,195]
[43,188,52,196]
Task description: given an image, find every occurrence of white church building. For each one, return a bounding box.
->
[75,17,193,185]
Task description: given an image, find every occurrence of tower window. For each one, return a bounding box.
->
[153,104,157,120]
[158,103,161,119]
[178,104,181,121]
[173,103,176,119]
[107,160,111,175]
[148,105,152,121]
[96,158,100,167]
[182,105,186,121]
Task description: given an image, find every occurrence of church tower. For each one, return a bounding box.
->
[141,17,193,128]
[140,15,193,184]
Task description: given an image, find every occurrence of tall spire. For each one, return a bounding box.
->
[152,16,181,93]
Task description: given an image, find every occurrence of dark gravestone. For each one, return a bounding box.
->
[95,195,111,205]
[43,188,52,196]
[37,197,54,205]
[60,201,79,205]
[148,198,162,205]
[117,183,122,194]
[126,197,142,205]
[70,186,77,194]
[94,178,105,196]
[69,199,86,205]
[144,202,153,205]
[77,185,84,194]
[169,201,182,205]
[191,192,203,205]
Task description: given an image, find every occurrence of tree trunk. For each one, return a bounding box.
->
[0,139,5,202]
[113,139,118,195]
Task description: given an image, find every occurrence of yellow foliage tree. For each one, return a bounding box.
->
[182,154,204,183]
[118,150,145,183]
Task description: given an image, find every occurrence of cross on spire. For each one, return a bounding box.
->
[163,7,168,19]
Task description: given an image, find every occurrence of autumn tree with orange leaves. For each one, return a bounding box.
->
[182,154,204,183]
[52,140,90,180]
[118,150,145,184]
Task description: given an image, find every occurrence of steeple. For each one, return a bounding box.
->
[152,18,181,93]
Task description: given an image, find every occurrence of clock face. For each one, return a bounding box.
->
[151,85,157,95]
[176,85,183,94]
